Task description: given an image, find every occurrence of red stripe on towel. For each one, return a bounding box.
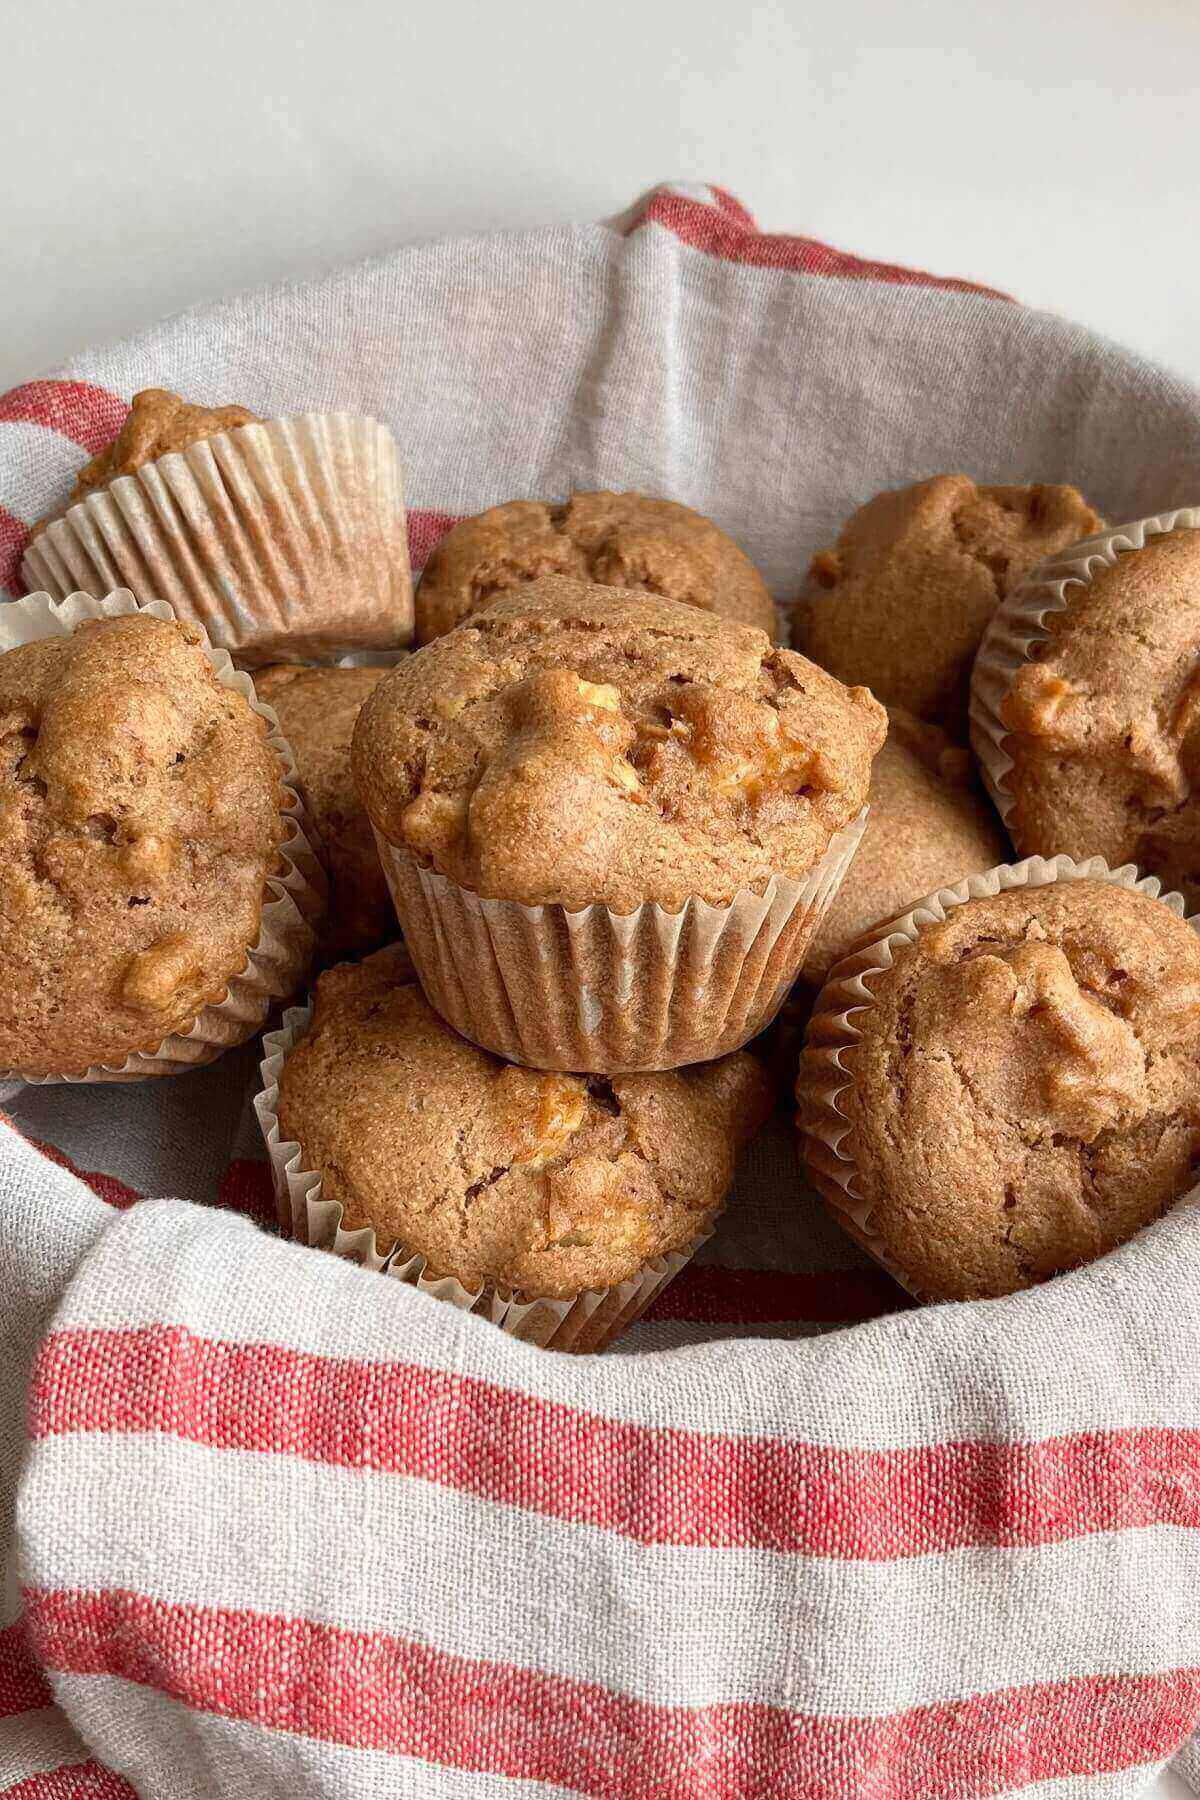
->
[0,1620,53,1719]
[30,1324,1200,1559]
[0,382,128,455]
[634,190,1011,299]
[25,1588,1200,1798]
[1,1762,139,1799]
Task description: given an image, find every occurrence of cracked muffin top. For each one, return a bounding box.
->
[796,475,1101,737]
[352,578,886,912]
[996,529,1200,913]
[0,614,284,1074]
[808,879,1200,1301]
[799,707,1007,990]
[278,943,773,1296]
[33,388,258,532]
[255,664,391,962]
[415,491,776,642]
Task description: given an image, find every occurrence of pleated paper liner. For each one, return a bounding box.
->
[371,807,868,1074]
[2,589,326,1084]
[969,508,1200,836]
[255,999,710,1353]
[21,413,413,666]
[795,854,1195,1301]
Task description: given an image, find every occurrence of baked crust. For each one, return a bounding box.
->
[1000,531,1200,912]
[32,388,258,534]
[800,707,1007,988]
[353,577,885,911]
[278,943,774,1296]
[255,664,391,960]
[816,880,1200,1300]
[0,614,282,1073]
[416,492,775,641]
[797,475,1100,736]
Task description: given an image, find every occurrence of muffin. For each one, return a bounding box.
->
[797,863,1200,1301]
[0,602,318,1078]
[29,389,260,531]
[352,577,885,1070]
[254,664,392,961]
[972,514,1200,912]
[264,944,774,1350]
[416,491,775,641]
[798,708,1007,991]
[21,387,413,664]
[796,475,1101,737]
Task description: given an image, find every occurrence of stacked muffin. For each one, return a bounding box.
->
[15,384,1200,1330]
[268,567,883,1350]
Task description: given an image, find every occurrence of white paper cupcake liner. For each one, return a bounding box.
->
[372,807,868,1073]
[22,414,413,666]
[254,1001,709,1352]
[795,853,1196,1299]
[969,508,1200,837]
[1,589,326,1083]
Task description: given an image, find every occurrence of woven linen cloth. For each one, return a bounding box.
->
[2,183,1200,1799]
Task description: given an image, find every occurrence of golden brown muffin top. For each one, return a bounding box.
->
[799,707,1007,988]
[279,943,773,1297]
[416,492,776,642]
[46,388,259,523]
[0,614,283,1074]
[353,578,886,912]
[254,664,391,962]
[998,530,1200,913]
[813,880,1200,1301]
[797,475,1101,737]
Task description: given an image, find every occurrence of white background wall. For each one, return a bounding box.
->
[4,0,1200,392]
[4,4,1196,1793]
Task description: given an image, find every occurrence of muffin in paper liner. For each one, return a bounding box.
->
[969,507,1200,836]
[1,588,326,1084]
[21,413,413,666]
[254,1001,709,1352]
[371,806,868,1074]
[794,853,1196,1300]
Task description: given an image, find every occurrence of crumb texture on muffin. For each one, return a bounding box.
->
[0,614,282,1073]
[799,706,1008,987]
[416,492,776,641]
[999,531,1200,911]
[278,943,773,1297]
[820,880,1200,1301]
[798,475,1101,736]
[255,663,391,960]
[354,578,885,912]
[38,390,260,529]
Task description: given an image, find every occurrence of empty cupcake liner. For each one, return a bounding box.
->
[795,853,1195,1299]
[22,413,413,665]
[255,1001,709,1352]
[371,807,868,1073]
[969,508,1200,837]
[2,588,326,1084]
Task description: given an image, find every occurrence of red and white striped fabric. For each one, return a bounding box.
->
[3,183,1200,1798]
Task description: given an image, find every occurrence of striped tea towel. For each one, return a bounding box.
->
[3,183,1200,1798]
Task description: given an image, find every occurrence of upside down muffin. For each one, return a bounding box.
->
[416,491,776,641]
[0,613,289,1075]
[31,388,259,534]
